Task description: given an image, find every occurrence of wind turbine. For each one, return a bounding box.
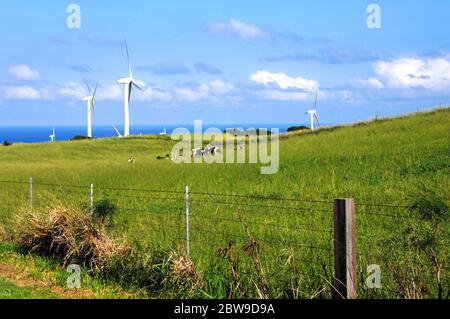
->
[117,41,146,137]
[306,90,320,130]
[49,127,55,142]
[160,117,167,135]
[82,83,97,138]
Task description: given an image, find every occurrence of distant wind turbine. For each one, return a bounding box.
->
[306,90,320,130]
[82,82,98,138]
[117,41,145,137]
[49,127,55,142]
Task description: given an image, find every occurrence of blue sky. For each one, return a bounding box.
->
[0,0,449,126]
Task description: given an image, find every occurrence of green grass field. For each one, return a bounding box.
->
[0,278,56,299]
[0,108,448,298]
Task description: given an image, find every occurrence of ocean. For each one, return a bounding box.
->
[0,124,301,144]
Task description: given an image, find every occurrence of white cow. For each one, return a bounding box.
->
[205,146,221,155]
[192,148,203,157]
[203,146,215,155]
[212,146,220,154]
[192,146,221,157]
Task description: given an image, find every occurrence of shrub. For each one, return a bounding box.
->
[70,135,91,141]
[223,129,272,136]
[15,206,128,272]
[287,126,309,132]
[2,141,12,146]
[92,198,118,224]
[105,243,202,297]
[14,206,202,297]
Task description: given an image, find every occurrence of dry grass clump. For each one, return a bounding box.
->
[165,251,202,295]
[15,206,128,272]
[169,251,196,278]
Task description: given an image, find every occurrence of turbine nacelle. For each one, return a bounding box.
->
[117,77,133,84]
[117,77,145,91]
[117,40,146,137]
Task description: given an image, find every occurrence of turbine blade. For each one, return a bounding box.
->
[132,79,145,92]
[84,81,91,95]
[314,89,318,109]
[112,125,122,137]
[93,83,98,98]
[128,83,132,102]
[125,40,132,78]
[92,99,96,124]
[314,112,320,127]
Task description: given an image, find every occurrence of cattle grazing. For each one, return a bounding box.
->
[192,148,203,157]
[192,146,221,158]
[157,154,170,160]
[211,146,221,155]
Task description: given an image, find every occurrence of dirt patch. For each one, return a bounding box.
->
[0,262,94,299]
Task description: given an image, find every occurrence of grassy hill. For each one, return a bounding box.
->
[0,108,448,298]
[1,109,448,202]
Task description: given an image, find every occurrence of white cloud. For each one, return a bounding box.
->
[207,80,234,95]
[208,18,267,41]
[0,81,174,103]
[258,90,310,101]
[2,86,42,100]
[251,87,352,102]
[135,87,173,102]
[9,64,42,80]
[353,77,384,89]
[374,57,450,91]
[174,80,234,102]
[251,71,319,92]
[58,82,87,100]
[96,85,122,101]
[174,86,208,102]
[325,90,353,102]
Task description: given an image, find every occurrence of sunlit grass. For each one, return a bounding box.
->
[0,107,448,298]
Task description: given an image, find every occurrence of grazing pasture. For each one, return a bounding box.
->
[0,108,448,298]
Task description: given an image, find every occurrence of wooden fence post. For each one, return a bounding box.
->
[333,198,357,299]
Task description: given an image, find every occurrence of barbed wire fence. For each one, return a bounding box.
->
[0,178,447,299]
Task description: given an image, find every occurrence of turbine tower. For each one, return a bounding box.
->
[82,83,97,138]
[306,90,320,130]
[49,127,55,142]
[117,41,145,137]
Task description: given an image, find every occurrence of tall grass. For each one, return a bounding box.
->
[0,108,448,298]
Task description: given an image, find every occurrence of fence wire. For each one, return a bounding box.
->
[0,178,446,299]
